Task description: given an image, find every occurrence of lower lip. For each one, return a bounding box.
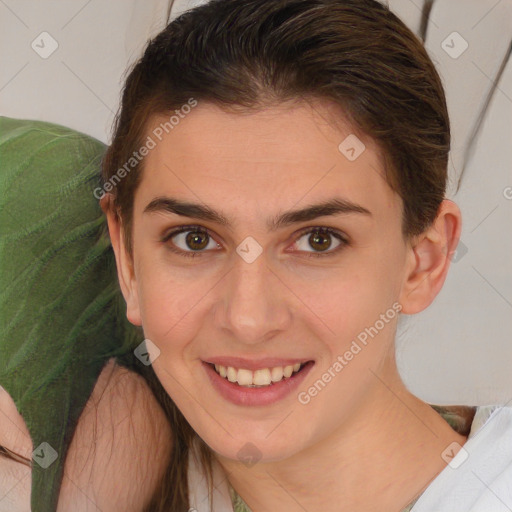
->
[202,361,314,406]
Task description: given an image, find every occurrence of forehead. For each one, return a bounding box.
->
[145,99,377,168]
[135,100,400,228]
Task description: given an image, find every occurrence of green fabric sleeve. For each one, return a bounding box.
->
[0,116,143,511]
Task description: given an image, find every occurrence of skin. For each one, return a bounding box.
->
[103,98,468,511]
[0,359,172,511]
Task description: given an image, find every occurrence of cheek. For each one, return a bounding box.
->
[135,260,184,341]
[135,253,215,354]
[312,250,403,354]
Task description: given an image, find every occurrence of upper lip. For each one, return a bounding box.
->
[204,357,313,371]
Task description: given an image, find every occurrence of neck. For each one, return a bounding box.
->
[216,358,467,512]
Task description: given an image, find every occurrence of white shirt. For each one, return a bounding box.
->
[411,404,512,512]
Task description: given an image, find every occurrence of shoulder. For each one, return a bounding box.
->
[58,358,173,511]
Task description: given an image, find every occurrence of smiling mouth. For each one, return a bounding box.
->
[207,361,313,388]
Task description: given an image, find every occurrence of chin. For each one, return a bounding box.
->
[198,428,306,465]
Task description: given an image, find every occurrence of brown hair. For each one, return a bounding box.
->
[101,0,451,509]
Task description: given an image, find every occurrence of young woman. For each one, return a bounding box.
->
[1,0,511,511]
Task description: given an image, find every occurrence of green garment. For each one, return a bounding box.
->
[0,116,143,511]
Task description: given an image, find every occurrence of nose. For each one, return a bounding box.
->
[214,250,292,345]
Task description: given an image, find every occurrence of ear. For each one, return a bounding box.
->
[399,199,462,315]
[100,194,142,326]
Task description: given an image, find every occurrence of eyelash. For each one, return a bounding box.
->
[160,225,349,259]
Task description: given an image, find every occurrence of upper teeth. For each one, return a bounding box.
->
[214,363,303,387]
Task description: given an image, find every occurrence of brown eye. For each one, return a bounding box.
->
[308,231,332,252]
[185,231,209,251]
[293,227,348,257]
[162,226,220,258]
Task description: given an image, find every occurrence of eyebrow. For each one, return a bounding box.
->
[143,196,372,231]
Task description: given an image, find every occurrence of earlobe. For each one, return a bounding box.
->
[399,199,462,315]
[100,194,143,326]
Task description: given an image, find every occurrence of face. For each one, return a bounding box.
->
[117,99,415,462]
